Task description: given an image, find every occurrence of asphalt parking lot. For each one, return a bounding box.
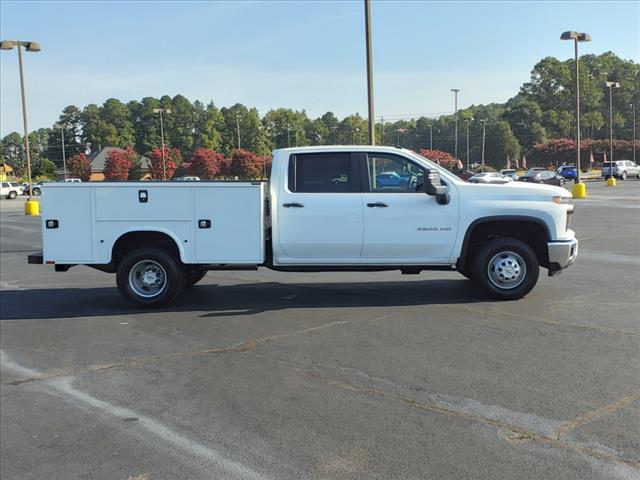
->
[1,181,639,480]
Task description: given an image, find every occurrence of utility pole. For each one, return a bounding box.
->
[332,126,338,145]
[235,110,241,149]
[153,107,171,180]
[605,81,620,185]
[631,102,637,165]
[429,124,433,150]
[465,118,473,171]
[287,125,291,148]
[364,0,375,145]
[451,89,460,160]
[480,119,487,170]
[380,116,385,144]
[561,31,591,192]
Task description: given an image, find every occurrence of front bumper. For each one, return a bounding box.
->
[547,238,578,276]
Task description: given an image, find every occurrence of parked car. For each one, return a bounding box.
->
[500,169,518,180]
[557,165,578,180]
[468,172,512,184]
[173,176,201,181]
[29,145,578,306]
[1,181,22,199]
[64,178,82,183]
[24,181,50,196]
[9,182,25,195]
[452,169,475,181]
[518,170,565,186]
[601,160,640,180]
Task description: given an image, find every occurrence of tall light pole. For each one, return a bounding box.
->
[561,31,591,197]
[235,110,242,149]
[451,88,460,160]
[429,124,433,150]
[480,119,487,170]
[287,125,291,148]
[353,127,360,145]
[605,81,620,185]
[631,102,637,166]
[332,126,338,145]
[464,117,473,170]
[1,40,41,214]
[395,128,406,147]
[152,107,171,180]
[364,0,375,145]
[54,122,71,180]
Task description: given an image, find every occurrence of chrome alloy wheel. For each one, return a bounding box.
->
[487,251,527,290]
[129,260,167,298]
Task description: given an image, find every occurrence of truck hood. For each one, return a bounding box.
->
[458,180,571,200]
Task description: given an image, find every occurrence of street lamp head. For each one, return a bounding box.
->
[561,31,590,42]
[451,88,459,93]
[25,41,41,52]
[605,81,621,88]
[1,40,15,50]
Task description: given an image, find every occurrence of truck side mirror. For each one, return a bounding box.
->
[423,169,449,205]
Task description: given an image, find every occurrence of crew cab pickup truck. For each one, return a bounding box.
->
[29,146,578,307]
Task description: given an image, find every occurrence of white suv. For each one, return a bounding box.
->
[1,182,22,199]
[602,160,640,180]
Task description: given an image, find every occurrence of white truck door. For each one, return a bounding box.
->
[361,152,458,262]
[276,152,363,261]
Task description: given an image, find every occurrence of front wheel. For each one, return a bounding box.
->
[621,171,627,180]
[8,191,17,199]
[116,247,185,307]
[559,178,565,187]
[32,188,41,196]
[472,237,539,300]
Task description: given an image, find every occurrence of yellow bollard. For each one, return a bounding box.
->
[571,182,586,199]
[25,199,40,216]
[606,177,617,187]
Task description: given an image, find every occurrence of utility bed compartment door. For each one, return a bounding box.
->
[194,184,264,263]
[42,187,94,263]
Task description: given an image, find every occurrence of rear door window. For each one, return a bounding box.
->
[288,153,356,193]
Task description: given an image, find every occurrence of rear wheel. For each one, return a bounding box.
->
[8,191,17,199]
[185,267,207,287]
[116,247,185,307]
[621,171,627,180]
[559,178,565,187]
[32,188,41,196]
[472,237,539,300]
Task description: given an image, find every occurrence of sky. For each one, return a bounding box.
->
[1,0,638,136]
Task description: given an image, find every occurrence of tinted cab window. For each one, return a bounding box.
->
[289,153,356,193]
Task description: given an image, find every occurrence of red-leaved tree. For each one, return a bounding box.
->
[103,147,137,181]
[67,153,92,181]
[418,149,457,169]
[149,146,182,180]
[229,149,263,179]
[190,148,224,179]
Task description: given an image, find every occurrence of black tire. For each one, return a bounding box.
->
[559,178,565,187]
[539,180,545,184]
[32,188,41,196]
[185,267,207,287]
[116,247,185,307]
[459,269,474,281]
[621,171,627,180]
[8,191,17,199]
[471,237,539,300]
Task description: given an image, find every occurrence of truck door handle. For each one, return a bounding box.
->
[367,202,388,208]
[283,202,304,208]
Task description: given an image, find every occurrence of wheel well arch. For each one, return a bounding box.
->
[111,230,184,265]
[457,216,551,271]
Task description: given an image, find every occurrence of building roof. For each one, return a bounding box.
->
[90,147,151,172]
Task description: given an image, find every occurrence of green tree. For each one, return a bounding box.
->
[193,101,224,151]
[1,132,25,175]
[99,98,135,147]
[484,121,521,168]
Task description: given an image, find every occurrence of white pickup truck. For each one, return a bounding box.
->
[29,146,578,307]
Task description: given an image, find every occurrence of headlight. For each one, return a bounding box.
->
[552,195,572,204]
